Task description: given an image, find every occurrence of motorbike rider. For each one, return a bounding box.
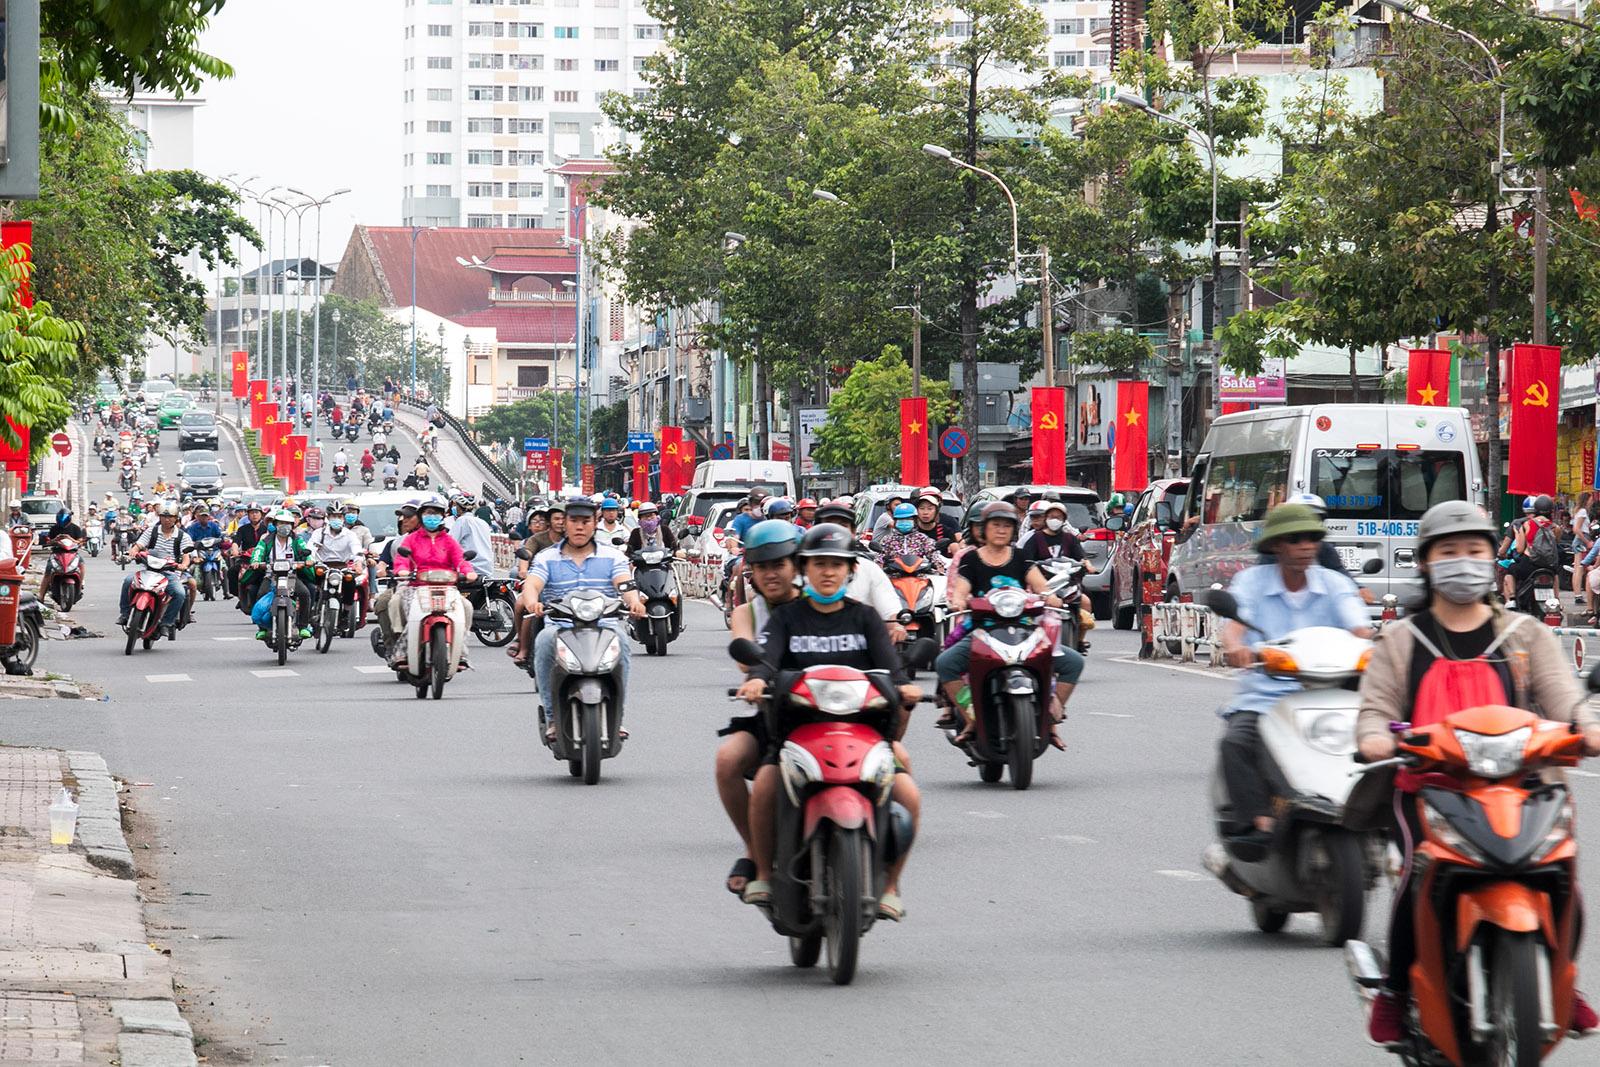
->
[247,509,315,640]
[520,497,645,737]
[794,498,817,530]
[507,502,562,667]
[625,502,676,552]
[717,519,803,895]
[359,448,376,478]
[39,508,88,606]
[912,488,955,545]
[373,501,423,658]
[380,456,400,488]
[873,502,944,573]
[937,501,1079,748]
[812,499,906,640]
[1216,503,1371,853]
[117,502,193,637]
[185,504,222,544]
[447,491,496,579]
[1020,498,1086,565]
[332,445,350,472]
[1499,492,1559,604]
[871,492,908,541]
[1354,500,1600,1042]
[411,458,431,488]
[231,505,268,609]
[308,505,368,587]
[734,523,922,922]
[389,495,478,670]
[594,497,630,548]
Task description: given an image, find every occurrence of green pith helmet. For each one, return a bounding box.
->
[1254,503,1325,550]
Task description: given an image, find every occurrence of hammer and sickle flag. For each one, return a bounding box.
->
[1030,387,1066,484]
[1508,343,1560,496]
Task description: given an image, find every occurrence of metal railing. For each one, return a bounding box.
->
[489,288,576,304]
[396,393,517,498]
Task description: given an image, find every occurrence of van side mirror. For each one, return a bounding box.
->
[1154,500,1174,528]
[1104,514,1125,533]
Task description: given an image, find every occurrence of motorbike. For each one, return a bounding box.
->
[313,562,362,653]
[333,463,349,487]
[1039,557,1092,654]
[467,575,518,647]
[361,467,374,486]
[194,536,225,601]
[537,589,629,784]
[1511,563,1561,622]
[882,553,942,673]
[0,591,43,675]
[301,409,313,427]
[85,527,101,558]
[1344,678,1597,1065]
[261,558,305,666]
[1198,589,1381,946]
[118,465,138,492]
[144,430,159,455]
[389,546,471,699]
[112,524,135,568]
[43,537,84,612]
[938,585,1065,790]
[383,475,399,491]
[123,558,180,655]
[344,422,359,443]
[99,447,114,470]
[727,638,918,985]
[629,547,682,656]
[720,554,748,630]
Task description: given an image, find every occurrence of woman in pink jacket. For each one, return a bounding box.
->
[390,496,476,670]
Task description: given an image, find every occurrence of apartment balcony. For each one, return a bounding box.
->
[488,288,578,304]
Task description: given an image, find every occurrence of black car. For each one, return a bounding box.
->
[178,410,219,450]
[179,460,224,499]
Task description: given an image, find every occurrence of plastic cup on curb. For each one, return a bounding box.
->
[48,788,79,847]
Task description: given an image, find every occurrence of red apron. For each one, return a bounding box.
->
[1397,617,1522,792]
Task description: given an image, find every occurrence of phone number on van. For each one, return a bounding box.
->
[1353,521,1419,537]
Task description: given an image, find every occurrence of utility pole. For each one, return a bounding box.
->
[911,285,922,398]
[1533,169,1549,345]
[1039,244,1054,388]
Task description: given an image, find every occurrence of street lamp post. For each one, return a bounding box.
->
[409,226,436,399]
[331,308,341,390]
[261,196,295,417]
[219,174,258,413]
[289,187,351,447]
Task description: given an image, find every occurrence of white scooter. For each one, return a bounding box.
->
[1200,588,1386,946]
[393,546,471,699]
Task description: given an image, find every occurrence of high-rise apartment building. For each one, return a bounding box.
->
[399,0,666,230]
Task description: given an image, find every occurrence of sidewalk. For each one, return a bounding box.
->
[0,748,198,1066]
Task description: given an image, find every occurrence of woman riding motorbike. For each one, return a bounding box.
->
[1356,500,1600,1043]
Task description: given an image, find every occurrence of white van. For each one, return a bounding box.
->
[1167,404,1482,606]
[688,459,795,498]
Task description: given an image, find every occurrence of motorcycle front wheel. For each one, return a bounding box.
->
[429,627,449,699]
[1486,930,1543,1066]
[124,612,142,656]
[473,595,515,647]
[581,701,603,784]
[316,606,336,653]
[1007,696,1036,791]
[7,619,40,671]
[1313,831,1366,947]
[824,827,865,985]
[203,570,219,601]
[274,605,290,665]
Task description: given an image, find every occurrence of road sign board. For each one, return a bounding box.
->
[939,427,970,458]
[626,432,656,453]
[305,448,322,476]
[581,464,596,494]
[525,451,547,471]
[50,432,70,457]
[710,443,734,460]
[523,436,550,453]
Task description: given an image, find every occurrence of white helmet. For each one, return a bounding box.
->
[1287,492,1327,515]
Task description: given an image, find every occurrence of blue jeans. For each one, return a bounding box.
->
[935,632,1085,686]
[533,620,631,720]
[120,573,187,626]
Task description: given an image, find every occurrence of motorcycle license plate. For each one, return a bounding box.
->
[1536,587,1556,603]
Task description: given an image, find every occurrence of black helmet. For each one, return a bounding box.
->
[565,496,598,519]
[797,522,856,562]
[1533,494,1554,517]
[813,499,854,526]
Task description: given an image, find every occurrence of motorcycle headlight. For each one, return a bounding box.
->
[989,588,1027,619]
[570,596,604,623]
[1421,795,1487,864]
[554,640,583,672]
[595,632,622,671]
[1530,795,1575,864]
[1454,726,1530,779]
[1299,709,1356,756]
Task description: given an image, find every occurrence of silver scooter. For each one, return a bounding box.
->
[539,589,629,784]
[1201,588,1385,945]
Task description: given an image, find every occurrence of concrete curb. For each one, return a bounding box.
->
[214,410,262,489]
[64,751,134,878]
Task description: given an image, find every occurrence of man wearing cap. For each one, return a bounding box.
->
[1216,503,1372,850]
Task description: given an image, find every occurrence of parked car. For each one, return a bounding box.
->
[15,495,61,541]
[1106,478,1189,630]
[971,484,1115,616]
[177,409,219,450]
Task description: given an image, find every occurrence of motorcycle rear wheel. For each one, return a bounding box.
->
[978,761,1004,784]
[1313,831,1366,947]
[581,702,603,784]
[274,606,290,665]
[203,570,219,601]
[1007,697,1036,791]
[824,827,865,985]
[1251,900,1290,934]
[429,627,449,699]
[7,619,39,670]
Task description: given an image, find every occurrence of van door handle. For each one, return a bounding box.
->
[1393,548,1416,570]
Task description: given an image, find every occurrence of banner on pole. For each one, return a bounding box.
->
[1029,387,1066,485]
[549,448,564,493]
[900,397,929,486]
[231,351,249,399]
[632,451,651,502]
[1405,348,1454,406]
[1508,343,1560,495]
[1113,381,1150,493]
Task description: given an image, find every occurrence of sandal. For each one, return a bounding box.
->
[506,641,521,659]
[726,857,756,896]
[742,879,772,907]
[877,892,905,922]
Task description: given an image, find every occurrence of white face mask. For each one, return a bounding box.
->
[1045,517,1065,533]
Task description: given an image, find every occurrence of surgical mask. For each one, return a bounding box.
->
[264,522,277,535]
[1045,518,1065,533]
[346,514,360,525]
[421,514,445,532]
[803,580,849,604]
[895,519,914,533]
[1428,557,1497,605]
[641,517,660,533]
[328,517,344,530]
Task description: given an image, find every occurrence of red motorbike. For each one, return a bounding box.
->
[123,557,179,654]
[728,639,916,985]
[942,584,1063,790]
[43,536,84,612]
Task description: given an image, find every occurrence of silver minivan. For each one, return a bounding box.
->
[1167,404,1482,606]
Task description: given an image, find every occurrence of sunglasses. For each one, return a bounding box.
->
[1278,532,1323,545]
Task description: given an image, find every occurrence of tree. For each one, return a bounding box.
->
[43,1,233,125]
[0,247,85,459]
[301,295,448,397]
[468,392,583,452]
[813,346,957,481]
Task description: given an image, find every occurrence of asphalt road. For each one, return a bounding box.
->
[8,440,1599,1065]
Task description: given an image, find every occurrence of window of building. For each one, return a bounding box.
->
[507,85,541,102]
[594,26,620,38]
[555,0,577,6]
[427,23,452,35]
[426,119,453,132]
[404,25,413,39]
[555,58,578,71]
[467,117,503,133]
[428,0,452,4]
[1054,18,1083,34]
[553,25,578,38]
[403,153,414,166]
[403,57,414,70]
[946,20,971,37]
[631,56,648,71]
[404,120,414,134]
[426,151,453,164]
[403,89,413,102]
[510,21,542,37]
[517,366,550,388]
[594,59,619,72]
[466,21,501,36]
[553,121,580,134]
[467,149,505,165]
[426,184,453,197]
[467,84,504,101]
[507,213,544,228]
[467,181,504,197]
[427,87,453,100]
[1053,51,1083,67]
[634,24,661,39]
[510,149,544,165]
[510,117,544,133]
[553,183,567,199]
[511,54,544,69]
[1089,17,1112,32]
[1089,49,1111,66]
[632,88,650,101]
[467,53,504,68]
[425,215,453,226]
[467,214,503,227]
[553,89,579,103]
[508,181,543,197]
[596,0,618,6]
[426,55,452,68]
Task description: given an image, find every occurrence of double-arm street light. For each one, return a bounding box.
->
[289,187,350,446]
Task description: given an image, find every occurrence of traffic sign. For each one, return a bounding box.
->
[304,448,322,476]
[50,432,71,457]
[626,432,656,453]
[581,463,596,494]
[939,427,970,458]
[525,452,547,471]
[710,443,734,460]
[523,436,550,453]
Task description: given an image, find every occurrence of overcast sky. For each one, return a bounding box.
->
[193,0,401,273]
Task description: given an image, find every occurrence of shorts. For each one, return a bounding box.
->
[717,714,772,777]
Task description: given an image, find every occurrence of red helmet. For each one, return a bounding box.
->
[796,497,818,509]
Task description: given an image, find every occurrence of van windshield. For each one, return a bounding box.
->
[1311,449,1467,520]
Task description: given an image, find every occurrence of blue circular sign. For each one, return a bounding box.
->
[711,443,734,460]
[939,427,970,458]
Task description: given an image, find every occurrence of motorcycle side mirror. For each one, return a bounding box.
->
[1586,668,1600,695]
[396,546,413,558]
[1201,588,1241,622]
[1362,557,1383,575]
[728,638,765,666]
[462,550,477,561]
[896,610,914,624]
[515,548,533,561]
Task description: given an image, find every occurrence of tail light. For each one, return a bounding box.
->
[1082,528,1114,541]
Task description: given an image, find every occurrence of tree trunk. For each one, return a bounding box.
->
[958,53,982,496]
[755,355,771,461]
[1485,188,1502,512]
[1349,346,1361,403]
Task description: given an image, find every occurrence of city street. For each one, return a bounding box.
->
[2,451,1590,1065]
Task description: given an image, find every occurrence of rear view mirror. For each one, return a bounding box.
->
[515,548,533,561]
[728,638,765,666]
[462,550,477,561]
[1362,557,1383,575]
[1104,514,1125,533]
[1154,500,1174,528]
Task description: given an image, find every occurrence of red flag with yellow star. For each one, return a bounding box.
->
[900,397,929,486]
[1405,349,1452,407]
[1113,381,1148,493]
[1030,387,1066,484]
[1509,343,1560,495]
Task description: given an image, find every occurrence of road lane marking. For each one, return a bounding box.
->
[353,665,391,674]
[211,636,253,642]
[1089,711,1133,719]
[1111,656,1234,681]
[145,674,192,683]
[250,668,299,678]
[1156,869,1209,882]
[1051,834,1097,845]
[964,810,1007,820]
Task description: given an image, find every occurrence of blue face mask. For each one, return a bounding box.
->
[328,517,344,530]
[895,519,914,533]
[421,514,444,532]
[803,580,849,604]
[264,522,277,535]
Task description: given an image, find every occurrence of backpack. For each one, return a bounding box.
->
[1525,516,1560,567]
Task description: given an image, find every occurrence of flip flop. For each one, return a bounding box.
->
[877,892,905,922]
[726,857,756,895]
[742,879,772,907]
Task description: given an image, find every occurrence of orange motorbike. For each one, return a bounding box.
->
[883,552,942,673]
[1346,699,1592,1066]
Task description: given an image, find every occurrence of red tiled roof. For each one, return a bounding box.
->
[454,305,576,346]
[357,226,575,318]
[480,254,577,277]
[547,158,618,176]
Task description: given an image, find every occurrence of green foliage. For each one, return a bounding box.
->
[297,295,448,397]
[813,347,957,480]
[1071,331,1156,376]
[469,392,583,450]
[44,1,234,103]
[0,246,86,457]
